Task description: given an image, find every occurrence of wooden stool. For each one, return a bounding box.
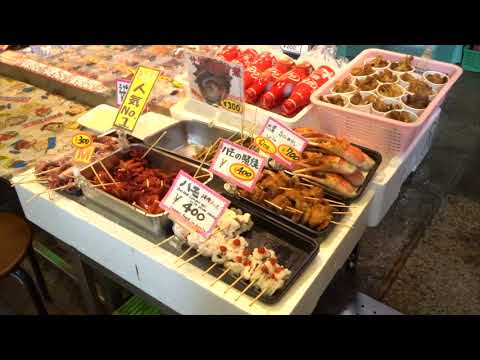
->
[0,213,50,315]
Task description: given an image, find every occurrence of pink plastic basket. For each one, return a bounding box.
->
[310,48,463,156]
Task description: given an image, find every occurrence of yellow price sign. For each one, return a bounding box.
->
[255,136,276,155]
[114,66,160,132]
[73,146,95,164]
[71,133,92,149]
[221,98,243,114]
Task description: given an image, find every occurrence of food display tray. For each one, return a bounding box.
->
[169,199,319,304]
[143,119,239,164]
[310,48,463,156]
[79,144,212,237]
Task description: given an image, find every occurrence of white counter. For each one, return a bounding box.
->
[15,173,373,315]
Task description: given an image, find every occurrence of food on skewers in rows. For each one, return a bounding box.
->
[31,135,120,192]
[172,209,291,299]
[295,127,375,171]
[86,148,176,214]
[238,170,341,230]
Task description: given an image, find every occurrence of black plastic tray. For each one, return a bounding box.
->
[167,201,319,305]
[223,191,346,241]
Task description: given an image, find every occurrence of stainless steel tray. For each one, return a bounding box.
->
[143,120,239,163]
[79,144,213,237]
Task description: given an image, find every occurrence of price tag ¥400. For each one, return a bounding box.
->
[256,117,308,169]
[209,139,266,192]
[159,170,230,238]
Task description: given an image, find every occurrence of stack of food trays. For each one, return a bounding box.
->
[310,49,463,155]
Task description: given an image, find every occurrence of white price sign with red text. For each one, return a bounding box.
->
[159,170,230,238]
[255,117,308,169]
[209,139,266,192]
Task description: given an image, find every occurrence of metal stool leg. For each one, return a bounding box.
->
[10,268,48,315]
[27,246,52,302]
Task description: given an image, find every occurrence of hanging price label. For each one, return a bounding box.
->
[159,170,230,238]
[256,117,308,169]
[209,139,266,192]
[71,133,94,164]
[114,66,159,132]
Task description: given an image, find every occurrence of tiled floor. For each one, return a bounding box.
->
[1,71,480,315]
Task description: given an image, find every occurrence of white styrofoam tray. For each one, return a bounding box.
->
[77,104,177,141]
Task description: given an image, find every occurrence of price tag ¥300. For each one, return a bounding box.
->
[209,139,266,192]
[256,117,308,169]
[71,133,94,164]
[159,170,230,238]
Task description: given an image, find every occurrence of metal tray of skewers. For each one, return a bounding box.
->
[78,143,213,237]
[169,200,319,305]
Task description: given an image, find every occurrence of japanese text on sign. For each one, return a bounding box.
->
[114,66,159,132]
[71,133,94,164]
[256,117,308,169]
[116,79,130,106]
[209,139,266,192]
[159,170,230,238]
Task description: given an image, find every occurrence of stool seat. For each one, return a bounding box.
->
[0,213,32,278]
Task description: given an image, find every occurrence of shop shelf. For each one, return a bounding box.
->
[462,46,480,72]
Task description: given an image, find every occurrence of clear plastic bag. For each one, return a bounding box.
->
[298,45,349,72]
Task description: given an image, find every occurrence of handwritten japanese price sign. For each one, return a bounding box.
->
[72,133,94,164]
[159,170,230,238]
[256,117,308,169]
[114,66,159,132]
[209,139,266,192]
[115,79,131,106]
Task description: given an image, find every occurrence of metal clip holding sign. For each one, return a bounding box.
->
[184,51,246,137]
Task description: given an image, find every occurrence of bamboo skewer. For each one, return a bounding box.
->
[224,276,243,294]
[98,160,115,183]
[332,211,352,215]
[25,183,74,205]
[90,165,105,190]
[194,138,218,178]
[177,252,202,268]
[153,235,177,248]
[330,221,353,228]
[264,200,283,211]
[90,181,124,188]
[175,245,194,263]
[235,279,258,301]
[210,268,230,286]
[249,287,269,307]
[141,131,167,160]
[331,204,358,209]
[201,263,217,276]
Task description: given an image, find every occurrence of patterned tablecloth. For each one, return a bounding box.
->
[0,75,89,180]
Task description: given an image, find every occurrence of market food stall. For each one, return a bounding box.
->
[4,45,462,314]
